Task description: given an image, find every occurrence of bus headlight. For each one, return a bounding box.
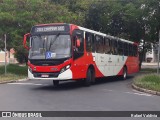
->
[60,65,71,74]
[28,66,32,73]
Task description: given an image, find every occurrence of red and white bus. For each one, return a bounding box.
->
[23,23,139,86]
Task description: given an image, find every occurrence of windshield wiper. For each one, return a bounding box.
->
[48,33,60,51]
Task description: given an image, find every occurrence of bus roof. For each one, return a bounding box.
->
[78,26,134,44]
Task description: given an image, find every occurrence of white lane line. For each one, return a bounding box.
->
[124,92,152,97]
[102,89,152,97]
[102,89,115,92]
[107,90,114,92]
[7,83,49,86]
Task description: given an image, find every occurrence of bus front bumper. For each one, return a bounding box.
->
[28,69,73,80]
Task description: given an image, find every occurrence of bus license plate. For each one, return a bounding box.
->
[41,74,49,78]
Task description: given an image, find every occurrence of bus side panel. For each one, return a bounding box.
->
[125,56,139,74]
[119,42,139,75]
[70,52,104,80]
[94,53,128,77]
[118,56,139,75]
[71,54,139,79]
[71,57,87,80]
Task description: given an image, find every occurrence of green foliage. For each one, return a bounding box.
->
[0,64,27,76]
[0,64,27,81]
[0,73,26,82]
[0,0,160,64]
[85,0,145,41]
[140,68,157,73]
[0,0,84,63]
[14,47,28,64]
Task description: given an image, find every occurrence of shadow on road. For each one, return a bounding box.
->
[31,75,134,91]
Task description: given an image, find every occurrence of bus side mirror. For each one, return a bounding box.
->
[76,39,81,47]
[23,33,30,50]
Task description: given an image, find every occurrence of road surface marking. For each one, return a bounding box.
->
[102,89,152,97]
[7,83,49,86]
[124,92,152,97]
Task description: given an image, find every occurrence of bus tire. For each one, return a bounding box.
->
[91,68,95,84]
[84,69,92,86]
[53,80,59,86]
[122,66,127,80]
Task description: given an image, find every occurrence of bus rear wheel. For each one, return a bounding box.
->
[53,80,59,86]
[122,67,127,80]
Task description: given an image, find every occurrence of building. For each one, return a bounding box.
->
[0,48,17,64]
[145,43,158,62]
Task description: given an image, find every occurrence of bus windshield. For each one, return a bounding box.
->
[29,34,71,59]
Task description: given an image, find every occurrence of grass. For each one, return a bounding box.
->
[140,68,157,73]
[134,74,160,92]
[0,64,27,82]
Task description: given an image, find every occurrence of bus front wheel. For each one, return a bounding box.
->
[53,80,59,86]
[84,69,92,86]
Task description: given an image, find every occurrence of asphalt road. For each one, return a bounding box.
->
[0,73,160,120]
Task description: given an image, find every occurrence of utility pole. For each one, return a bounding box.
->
[4,34,7,75]
[157,30,160,74]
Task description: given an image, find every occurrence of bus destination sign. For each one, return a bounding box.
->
[35,26,65,32]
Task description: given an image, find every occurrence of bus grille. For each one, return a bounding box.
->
[33,72,59,78]
[29,60,64,66]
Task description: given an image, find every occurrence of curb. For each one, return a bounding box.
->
[132,84,160,96]
[0,78,29,84]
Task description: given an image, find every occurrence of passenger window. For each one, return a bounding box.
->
[104,37,110,54]
[92,34,95,52]
[128,44,132,56]
[95,35,103,53]
[133,45,138,56]
[118,41,124,55]
[124,43,128,56]
[110,39,118,55]
[85,32,92,52]
[110,39,114,54]
[114,40,118,55]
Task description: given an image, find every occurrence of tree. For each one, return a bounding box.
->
[85,0,160,68]
[50,0,94,26]
[1,0,160,66]
[0,0,83,64]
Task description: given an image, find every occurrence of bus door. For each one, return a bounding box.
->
[72,30,85,78]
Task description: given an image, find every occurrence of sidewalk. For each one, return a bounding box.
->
[142,62,158,69]
[142,62,158,66]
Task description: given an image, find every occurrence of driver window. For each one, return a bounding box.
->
[73,30,84,53]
